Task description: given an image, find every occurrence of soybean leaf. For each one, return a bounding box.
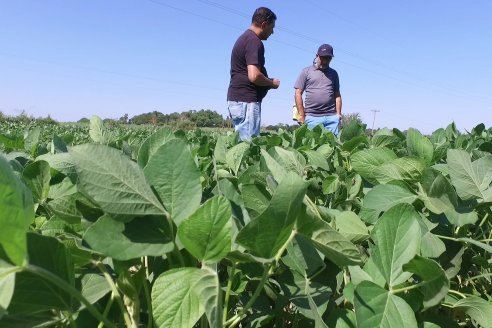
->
[178,196,232,263]
[335,211,369,244]
[297,203,361,267]
[447,149,492,201]
[283,235,325,277]
[406,128,434,165]
[70,143,167,221]
[89,115,106,144]
[371,204,421,287]
[213,134,227,164]
[83,214,173,261]
[80,273,111,306]
[303,149,329,170]
[22,160,51,205]
[278,269,330,326]
[354,281,418,328]
[226,142,249,175]
[7,233,74,314]
[143,138,202,225]
[36,152,77,182]
[137,127,175,168]
[361,184,417,224]
[152,267,220,328]
[402,255,450,309]
[374,157,427,184]
[236,172,306,259]
[0,154,33,265]
[0,260,16,319]
[451,296,492,328]
[351,147,397,185]
[270,146,306,176]
[24,127,40,155]
[419,168,457,214]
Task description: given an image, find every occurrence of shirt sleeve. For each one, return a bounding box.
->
[244,37,262,66]
[294,68,308,90]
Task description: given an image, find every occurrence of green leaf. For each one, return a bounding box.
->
[51,134,68,153]
[406,128,434,165]
[36,152,77,181]
[451,296,492,328]
[270,146,306,176]
[278,269,330,326]
[419,168,457,214]
[80,273,111,305]
[260,148,287,183]
[69,143,167,221]
[0,154,33,265]
[236,172,306,259]
[83,214,173,261]
[371,204,421,287]
[458,237,492,254]
[152,267,220,328]
[361,184,417,223]
[22,160,51,204]
[283,235,325,277]
[213,134,227,164]
[0,261,17,319]
[143,138,202,224]
[351,147,397,185]
[297,204,361,267]
[241,183,270,217]
[402,255,449,309]
[137,127,175,168]
[354,281,418,328]
[226,142,249,175]
[374,157,427,184]
[24,127,40,155]
[89,115,106,144]
[335,211,369,243]
[178,196,232,263]
[303,149,329,170]
[447,149,492,201]
[7,233,74,314]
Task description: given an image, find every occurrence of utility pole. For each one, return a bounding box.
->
[370,109,380,134]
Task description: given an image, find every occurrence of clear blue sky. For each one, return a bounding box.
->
[1,1,491,133]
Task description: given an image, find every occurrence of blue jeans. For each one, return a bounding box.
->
[305,114,340,136]
[228,101,261,141]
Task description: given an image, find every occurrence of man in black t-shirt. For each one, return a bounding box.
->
[227,7,280,141]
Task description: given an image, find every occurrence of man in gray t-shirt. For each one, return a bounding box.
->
[294,44,342,135]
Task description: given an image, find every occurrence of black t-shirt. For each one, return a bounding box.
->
[227,29,270,102]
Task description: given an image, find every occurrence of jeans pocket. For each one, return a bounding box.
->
[228,101,246,124]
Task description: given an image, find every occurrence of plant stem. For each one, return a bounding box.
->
[448,289,467,299]
[223,262,236,324]
[95,262,134,328]
[142,278,153,328]
[434,234,460,242]
[225,230,296,327]
[391,283,422,295]
[467,272,492,281]
[224,265,270,327]
[98,293,115,328]
[25,264,116,328]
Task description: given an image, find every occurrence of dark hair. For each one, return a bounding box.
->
[252,7,276,25]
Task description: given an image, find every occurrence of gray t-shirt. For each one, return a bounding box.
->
[294,65,340,116]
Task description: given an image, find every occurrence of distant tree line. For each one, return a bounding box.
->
[1,109,365,132]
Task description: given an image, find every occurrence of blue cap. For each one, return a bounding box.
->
[317,44,334,57]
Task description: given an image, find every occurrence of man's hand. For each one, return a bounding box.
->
[298,114,305,125]
[271,78,280,89]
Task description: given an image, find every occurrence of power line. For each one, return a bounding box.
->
[181,0,481,100]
